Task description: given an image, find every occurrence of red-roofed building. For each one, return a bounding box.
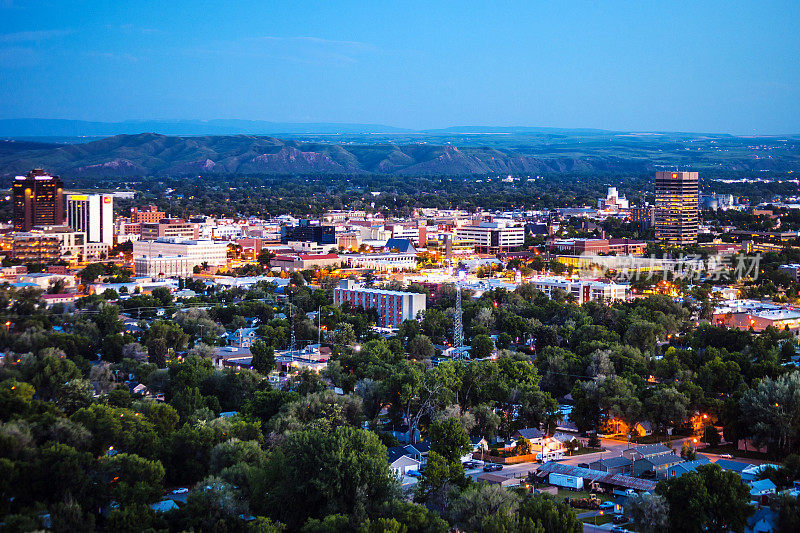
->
[271,253,342,271]
[41,293,79,308]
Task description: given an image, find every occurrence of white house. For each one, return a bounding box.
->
[387,446,421,477]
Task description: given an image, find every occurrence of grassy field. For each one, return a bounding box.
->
[552,489,614,504]
[567,446,603,456]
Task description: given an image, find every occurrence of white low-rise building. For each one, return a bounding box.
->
[134,255,195,278]
[19,272,76,290]
[347,252,418,271]
[526,276,630,304]
[454,220,525,253]
[133,238,229,268]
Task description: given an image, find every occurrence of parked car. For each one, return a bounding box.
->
[483,463,503,472]
[406,470,422,477]
[718,453,733,459]
[171,488,189,494]
[462,461,480,469]
[612,515,628,525]
[599,501,615,510]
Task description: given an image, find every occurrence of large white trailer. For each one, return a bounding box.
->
[549,472,584,490]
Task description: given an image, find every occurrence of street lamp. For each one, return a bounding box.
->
[595,510,604,526]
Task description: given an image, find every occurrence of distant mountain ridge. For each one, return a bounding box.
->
[0,118,413,137]
[0,133,639,177]
[0,131,798,178]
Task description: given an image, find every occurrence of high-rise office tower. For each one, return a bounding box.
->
[12,169,64,231]
[66,193,114,245]
[655,171,699,245]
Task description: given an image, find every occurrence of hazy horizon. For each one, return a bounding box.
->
[1,118,799,138]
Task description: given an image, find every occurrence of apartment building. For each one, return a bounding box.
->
[333,279,426,327]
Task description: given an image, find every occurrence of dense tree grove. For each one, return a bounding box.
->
[1,251,800,530]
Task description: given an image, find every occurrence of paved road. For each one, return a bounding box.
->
[583,524,615,533]
[464,462,537,482]
[563,435,702,466]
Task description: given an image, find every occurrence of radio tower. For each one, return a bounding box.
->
[288,301,296,360]
[454,279,463,357]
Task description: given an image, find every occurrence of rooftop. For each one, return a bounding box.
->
[643,453,683,467]
[537,462,657,491]
[628,443,672,457]
[592,456,632,468]
[714,459,754,473]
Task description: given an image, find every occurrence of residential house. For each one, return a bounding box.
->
[611,495,628,516]
[552,432,580,449]
[632,453,684,477]
[715,459,755,477]
[556,419,580,434]
[622,443,673,461]
[386,424,421,444]
[387,446,421,477]
[742,464,781,483]
[662,456,710,479]
[739,438,769,454]
[471,437,489,452]
[749,479,777,501]
[40,293,78,308]
[716,460,781,482]
[632,421,653,437]
[514,428,544,441]
[122,320,144,335]
[513,428,565,462]
[229,327,258,348]
[402,442,431,463]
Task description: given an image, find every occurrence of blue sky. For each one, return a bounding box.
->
[1,0,799,134]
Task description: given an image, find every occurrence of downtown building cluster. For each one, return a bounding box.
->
[2,168,769,341]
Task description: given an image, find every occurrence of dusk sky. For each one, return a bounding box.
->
[1,0,799,134]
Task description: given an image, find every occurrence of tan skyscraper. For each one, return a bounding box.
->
[655,171,699,245]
